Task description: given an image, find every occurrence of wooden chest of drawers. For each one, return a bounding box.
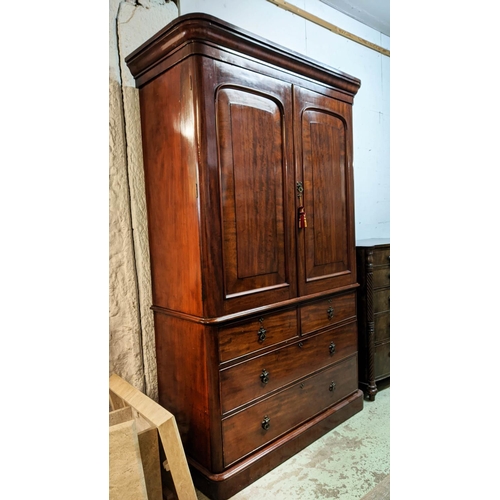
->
[356,239,390,401]
[221,352,358,467]
[152,291,362,498]
[218,295,358,468]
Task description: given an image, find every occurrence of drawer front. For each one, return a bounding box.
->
[220,321,357,413]
[300,292,356,336]
[219,309,298,363]
[374,311,390,343]
[222,354,358,467]
[374,342,390,379]
[373,289,390,314]
[372,247,390,266]
[373,267,390,289]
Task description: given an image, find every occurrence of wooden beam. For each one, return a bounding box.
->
[266,0,390,57]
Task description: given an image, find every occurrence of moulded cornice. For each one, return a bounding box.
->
[125,12,361,96]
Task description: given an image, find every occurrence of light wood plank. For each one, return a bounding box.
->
[266,0,390,57]
[109,391,127,410]
[109,374,197,500]
[109,406,133,426]
[109,419,148,500]
[138,426,163,500]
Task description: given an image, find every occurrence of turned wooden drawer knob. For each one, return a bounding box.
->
[261,415,270,430]
[260,369,270,384]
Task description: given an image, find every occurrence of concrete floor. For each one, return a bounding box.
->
[197,385,390,500]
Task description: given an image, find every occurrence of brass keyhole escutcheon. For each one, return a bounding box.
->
[260,369,269,384]
[329,381,336,392]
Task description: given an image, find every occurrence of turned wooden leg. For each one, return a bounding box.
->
[366,382,378,401]
[365,249,378,402]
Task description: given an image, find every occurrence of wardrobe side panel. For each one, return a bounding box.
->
[154,313,220,470]
[139,60,203,316]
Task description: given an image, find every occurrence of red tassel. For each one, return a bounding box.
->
[298,206,307,228]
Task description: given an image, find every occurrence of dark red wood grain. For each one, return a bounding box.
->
[300,291,356,335]
[139,59,203,316]
[221,354,358,467]
[220,322,357,413]
[294,86,357,297]
[219,308,298,363]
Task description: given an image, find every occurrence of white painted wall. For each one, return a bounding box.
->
[179,0,390,240]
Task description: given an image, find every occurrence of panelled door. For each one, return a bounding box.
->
[213,61,297,313]
[294,85,357,296]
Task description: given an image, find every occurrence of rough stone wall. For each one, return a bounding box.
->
[109,0,178,399]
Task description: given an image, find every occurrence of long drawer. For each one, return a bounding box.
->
[220,321,357,413]
[219,309,298,363]
[221,354,358,467]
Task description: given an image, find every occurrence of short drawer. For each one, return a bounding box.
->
[219,309,298,363]
[374,311,390,343]
[374,342,390,379]
[373,289,390,314]
[300,292,356,336]
[373,267,390,289]
[220,321,357,413]
[372,247,390,266]
[221,354,358,467]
